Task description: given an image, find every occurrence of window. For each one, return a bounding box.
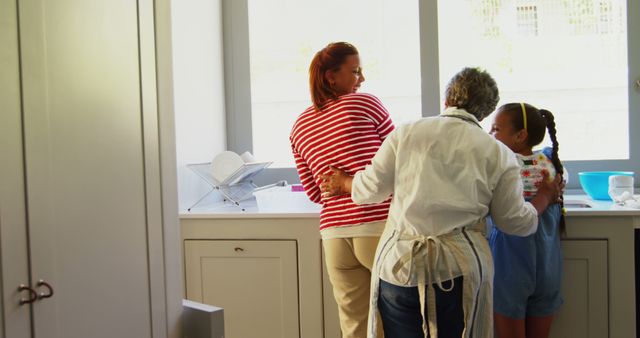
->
[438,0,629,164]
[223,0,640,188]
[240,0,421,168]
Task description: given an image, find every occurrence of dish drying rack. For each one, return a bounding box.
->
[186,162,286,211]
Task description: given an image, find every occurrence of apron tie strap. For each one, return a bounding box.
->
[391,233,458,337]
[367,218,487,338]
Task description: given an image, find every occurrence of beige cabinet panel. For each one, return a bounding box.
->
[1,0,177,337]
[185,240,299,338]
[17,1,155,336]
[0,0,31,337]
[550,240,608,338]
[181,216,637,338]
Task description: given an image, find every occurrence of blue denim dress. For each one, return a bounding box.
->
[489,202,563,318]
[489,147,564,318]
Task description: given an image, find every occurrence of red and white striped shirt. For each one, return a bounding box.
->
[290,93,394,231]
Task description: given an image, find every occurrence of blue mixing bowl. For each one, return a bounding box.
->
[578,171,634,200]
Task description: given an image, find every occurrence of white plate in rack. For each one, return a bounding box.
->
[210,151,245,183]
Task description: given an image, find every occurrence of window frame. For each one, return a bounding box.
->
[222,0,640,189]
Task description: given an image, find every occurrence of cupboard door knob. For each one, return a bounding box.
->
[636,79,640,88]
[234,247,244,252]
[18,284,38,305]
[36,279,54,299]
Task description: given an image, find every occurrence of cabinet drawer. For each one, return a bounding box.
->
[185,240,299,338]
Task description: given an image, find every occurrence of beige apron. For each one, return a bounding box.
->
[367,220,494,338]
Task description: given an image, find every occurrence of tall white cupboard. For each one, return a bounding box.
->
[0,0,182,337]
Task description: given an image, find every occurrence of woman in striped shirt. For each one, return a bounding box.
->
[289,42,394,338]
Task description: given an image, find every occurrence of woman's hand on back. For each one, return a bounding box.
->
[531,173,564,215]
[320,166,353,197]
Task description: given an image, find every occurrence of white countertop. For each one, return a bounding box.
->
[180,197,321,219]
[180,194,640,219]
[563,195,640,217]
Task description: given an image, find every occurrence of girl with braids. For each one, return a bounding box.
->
[489,102,565,338]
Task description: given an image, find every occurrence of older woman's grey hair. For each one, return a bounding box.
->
[444,67,499,121]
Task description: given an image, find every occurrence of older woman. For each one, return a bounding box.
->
[321,67,562,338]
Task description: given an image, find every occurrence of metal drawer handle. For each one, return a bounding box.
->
[18,284,38,305]
[36,279,54,299]
[234,247,244,252]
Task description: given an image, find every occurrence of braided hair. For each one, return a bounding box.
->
[539,110,563,178]
[539,109,566,236]
[498,103,566,235]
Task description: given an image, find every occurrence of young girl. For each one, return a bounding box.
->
[489,102,565,338]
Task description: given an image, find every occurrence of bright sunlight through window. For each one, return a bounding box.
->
[438,0,629,161]
[247,0,422,167]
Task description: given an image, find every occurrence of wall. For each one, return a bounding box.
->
[172,0,227,210]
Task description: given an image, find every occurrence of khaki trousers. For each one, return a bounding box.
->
[323,236,384,338]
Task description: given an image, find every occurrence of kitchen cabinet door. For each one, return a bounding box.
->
[185,240,299,338]
[550,240,608,338]
[18,1,156,336]
[0,0,32,336]
[0,0,177,337]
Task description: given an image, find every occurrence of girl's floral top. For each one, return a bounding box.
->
[516,148,557,199]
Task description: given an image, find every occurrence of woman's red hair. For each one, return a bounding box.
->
[309,42,359,112]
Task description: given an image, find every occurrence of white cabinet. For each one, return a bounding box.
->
[181,216,340,338]
[551,240,608,338]
[185,240,299,338]
[0,0,179,337]
[550,216,636,338]
[182,214,637,338]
